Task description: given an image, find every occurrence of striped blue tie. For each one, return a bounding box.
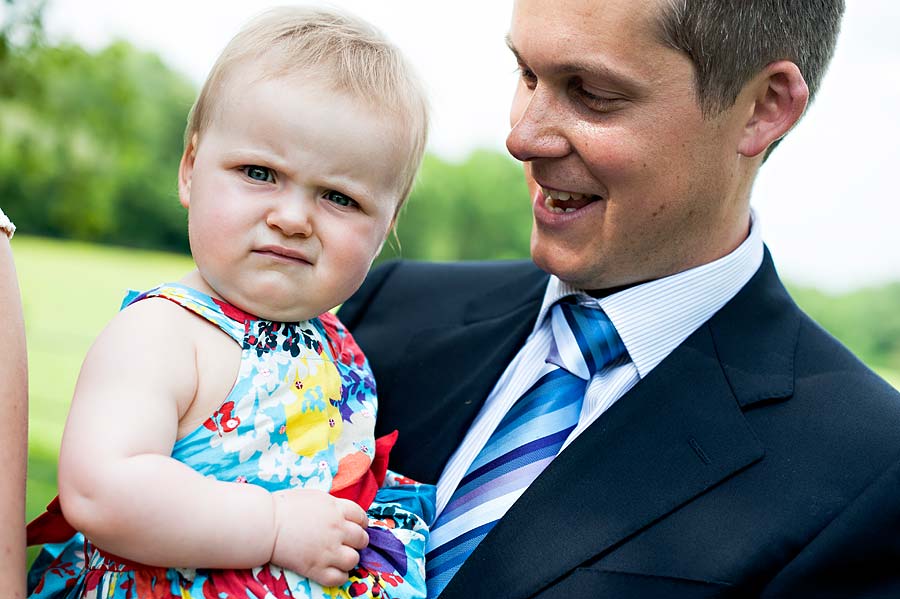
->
[425,301,626,597]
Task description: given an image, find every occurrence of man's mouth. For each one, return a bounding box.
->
[541,187,604,213]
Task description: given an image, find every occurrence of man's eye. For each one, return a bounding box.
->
[324,190,358,208]
[573,84,621,113]
[242,165,275,183]
[518,65,537,89]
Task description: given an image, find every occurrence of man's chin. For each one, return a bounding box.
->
[531,245,596,289]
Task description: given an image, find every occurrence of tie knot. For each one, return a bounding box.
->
[547,301,626,379]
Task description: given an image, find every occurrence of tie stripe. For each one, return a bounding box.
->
[564,304,622,371]
[425,301,625,597]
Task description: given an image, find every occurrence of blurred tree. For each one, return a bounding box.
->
[0,36,195,251]
[0,0,43,98]
[381,150,533,263]
[790,283,900,373]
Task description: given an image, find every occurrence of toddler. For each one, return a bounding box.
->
[27,6,433,599]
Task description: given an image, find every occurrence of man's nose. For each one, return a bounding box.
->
[266,195,313,237]
[506,86,571,162]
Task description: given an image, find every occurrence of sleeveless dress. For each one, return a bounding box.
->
[28,283,435,599]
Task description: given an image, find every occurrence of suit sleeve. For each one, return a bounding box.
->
[338,260,401,330]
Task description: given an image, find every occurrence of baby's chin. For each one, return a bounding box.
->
[236,297,323,323]
[189,272,327,323]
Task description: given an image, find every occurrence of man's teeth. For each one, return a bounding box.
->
[542,187,598,213]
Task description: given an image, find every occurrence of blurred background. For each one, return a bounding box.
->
[2,0,898,562]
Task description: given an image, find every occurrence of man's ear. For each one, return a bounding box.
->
[737,60,809,158]
[178,133,199,209]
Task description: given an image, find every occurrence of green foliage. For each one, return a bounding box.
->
[790,283,900,373]
[380,150,533,263]
[0,30,535,262]
[1,34,195,252]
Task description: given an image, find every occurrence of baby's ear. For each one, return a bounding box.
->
[178,133,199,209]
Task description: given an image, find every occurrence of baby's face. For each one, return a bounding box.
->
[178,68,405,321]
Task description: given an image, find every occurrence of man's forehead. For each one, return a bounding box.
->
[509,0,665,44]
[507,0,671,89]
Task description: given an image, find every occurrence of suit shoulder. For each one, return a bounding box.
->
[352,258,543,305]
[377,258,542,287]
[793,310,899,406]
[339,258,547,331]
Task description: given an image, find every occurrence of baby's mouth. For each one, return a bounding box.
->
[541,187,604,213]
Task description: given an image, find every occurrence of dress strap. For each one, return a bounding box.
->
[121,283,249,343]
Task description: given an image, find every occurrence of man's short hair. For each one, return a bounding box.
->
[658,0,845,116]
[185,6,429,207]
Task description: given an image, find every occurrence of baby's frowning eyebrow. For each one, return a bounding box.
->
[220,148,289,171]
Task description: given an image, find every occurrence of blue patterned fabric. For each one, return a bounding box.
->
[28,283,435,599]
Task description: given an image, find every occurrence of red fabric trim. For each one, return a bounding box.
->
[211,297,256,324]
[26,496,77,545]
[330,430,398,510]
[319,311,367,368]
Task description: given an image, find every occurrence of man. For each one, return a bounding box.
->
[339,0,900,596]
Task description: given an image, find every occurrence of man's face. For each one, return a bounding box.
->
[507,0,752,290]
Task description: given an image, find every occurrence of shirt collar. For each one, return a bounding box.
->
[534,211,764,379]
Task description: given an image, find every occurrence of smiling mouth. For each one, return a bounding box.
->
[541,187,604,213]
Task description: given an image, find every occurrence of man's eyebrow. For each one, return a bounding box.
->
[505,35,641,93]
[505,34,519,59]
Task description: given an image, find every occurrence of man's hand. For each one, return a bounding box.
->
[270,488,370,587]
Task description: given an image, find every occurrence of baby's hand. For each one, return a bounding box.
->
[270,488,369,587]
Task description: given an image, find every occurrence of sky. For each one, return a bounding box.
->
[38,0,900,292]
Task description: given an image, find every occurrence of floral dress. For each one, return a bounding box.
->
[28,283,435,599]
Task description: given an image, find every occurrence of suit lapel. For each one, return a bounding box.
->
[440,253,800,598]
[377,266,549,483]
[442,323,765,598]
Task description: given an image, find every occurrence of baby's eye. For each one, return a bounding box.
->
[242,165,275,183]
[324,190,359,209]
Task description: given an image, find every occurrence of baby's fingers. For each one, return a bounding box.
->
[344,520,370,550]
[311,566,351,588]
[334,545,362,572]
[337,498,368,528]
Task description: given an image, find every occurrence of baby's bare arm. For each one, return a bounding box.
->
[58,298,277,567]
[58,298,369,580]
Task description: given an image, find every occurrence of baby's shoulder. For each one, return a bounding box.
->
[79,294,204,397]
[118,293,204,328]
[98,294,211,356]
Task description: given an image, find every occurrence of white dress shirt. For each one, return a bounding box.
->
[433,213,765,516]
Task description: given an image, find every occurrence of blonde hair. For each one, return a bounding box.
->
[185,5,429,207]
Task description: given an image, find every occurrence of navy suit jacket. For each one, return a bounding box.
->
[339,251,900,597]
